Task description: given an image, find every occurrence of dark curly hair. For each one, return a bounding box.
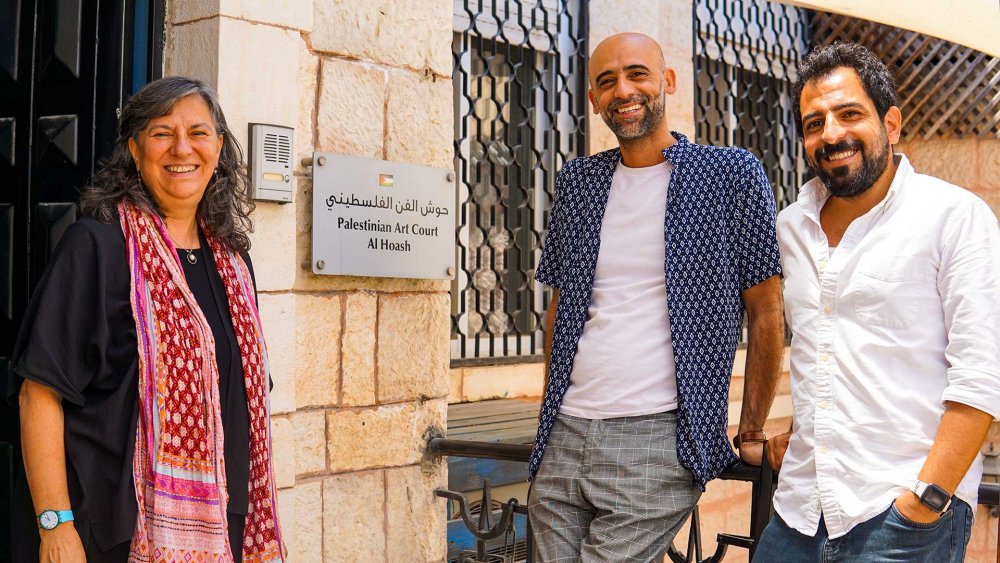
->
[792,41,898,138]
[79,76,254,252]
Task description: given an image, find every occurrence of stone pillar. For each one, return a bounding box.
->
[586,0,696,154]
[165,1,451,560]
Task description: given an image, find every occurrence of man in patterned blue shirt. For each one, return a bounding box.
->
[526,32,785,561]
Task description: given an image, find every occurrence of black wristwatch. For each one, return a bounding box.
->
[912,480,952,513]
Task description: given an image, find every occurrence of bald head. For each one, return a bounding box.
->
[589,33,666,87]
[587,32,676,147]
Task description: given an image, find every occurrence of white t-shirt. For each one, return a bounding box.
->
[560,159,678,419]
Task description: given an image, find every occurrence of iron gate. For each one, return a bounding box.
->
[0,0,164,558]
[451,0,588,363]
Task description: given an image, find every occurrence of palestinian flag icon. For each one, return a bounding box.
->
[378,174,394,187]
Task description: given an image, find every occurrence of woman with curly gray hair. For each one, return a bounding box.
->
[9,76,286,562]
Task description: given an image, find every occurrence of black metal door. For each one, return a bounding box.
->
[0,0,163,558]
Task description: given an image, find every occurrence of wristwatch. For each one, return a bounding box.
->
[732,430,767,449]
[912,480,952,513]
[37,509,74,530]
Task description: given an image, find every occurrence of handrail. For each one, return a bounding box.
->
[428,438,531,462]
[430,437,1000,563]
[427,438,1000,506]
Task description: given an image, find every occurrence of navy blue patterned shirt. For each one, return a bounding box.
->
[531,132,781,488]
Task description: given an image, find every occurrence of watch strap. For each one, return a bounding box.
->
[732,430,767,449]
[37,508,74,530]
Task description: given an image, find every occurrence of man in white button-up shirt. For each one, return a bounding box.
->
[753,42,1000,562]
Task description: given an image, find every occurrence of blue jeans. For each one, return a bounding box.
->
[752,500,972,562]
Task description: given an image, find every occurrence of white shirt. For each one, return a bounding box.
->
[773,154,1000,539]
[561,160,678,419]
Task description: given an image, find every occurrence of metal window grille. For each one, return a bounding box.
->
[694,0,812,209]
[451,0,587,363]
[694,0,811,344]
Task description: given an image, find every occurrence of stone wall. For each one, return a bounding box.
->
[895,136,1000,562]
[165,1,452,560]
[896,138,1000,217]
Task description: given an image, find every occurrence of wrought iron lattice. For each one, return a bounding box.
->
[811,13,1000,141]
[694,0,812,209]
[451,0,587,362]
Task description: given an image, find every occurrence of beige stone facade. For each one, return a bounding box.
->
[166,1,451,560]
[161,0,998,560]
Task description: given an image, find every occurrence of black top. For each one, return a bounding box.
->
[6,216,253,555]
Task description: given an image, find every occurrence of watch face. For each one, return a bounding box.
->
[922,484,951,511]
[39,510,58,530]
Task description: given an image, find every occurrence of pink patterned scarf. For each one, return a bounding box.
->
[118,202,285,562]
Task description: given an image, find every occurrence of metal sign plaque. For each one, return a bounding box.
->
[311,153,455,279]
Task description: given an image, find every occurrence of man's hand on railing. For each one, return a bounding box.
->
[739,441,765,466]
[765,431,791,471]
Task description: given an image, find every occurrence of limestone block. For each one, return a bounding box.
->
[172,0,312,29]
[292,410,327,476]
[377,293,450,403]
[661,0,694,54]
[322,470,386,562]
[385,465,447,562]
[584,0,696,144]
[289,480,324,562]
[312,0,451,76]
[589,119,618,155]
[588,0,664,46]
[311,1,378,61]
[275,488,295,558]
[295,43,320,174]
[978,139,1000,191]
[730,348,748,378]
[317,58,386,160]
[448,368,464,402]
[326,399,446,472]
[258,293,296,414]
[295,294,342,408]
[970,189,1000,219]
[461,363,544,402]
[373,0,451,75]
[342,292,377,406]
[968,505,1000,562]
[165,18,220,85]
[169,0,220,25]
[270,416,296,488]
[386,70,453,170]
[216,18,301,151]
[224,0,312,31]
[665,52,696,131]
[248,200,297,292]
[900,139,978,189]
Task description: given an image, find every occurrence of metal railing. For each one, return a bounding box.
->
[429,438,1000,563]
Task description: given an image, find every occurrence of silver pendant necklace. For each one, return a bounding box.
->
[168,232,198,264]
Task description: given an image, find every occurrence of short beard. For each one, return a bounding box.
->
[600,88,666,142]
[807,130,891,198]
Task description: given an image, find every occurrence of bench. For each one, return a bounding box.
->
[446,398,540,492]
